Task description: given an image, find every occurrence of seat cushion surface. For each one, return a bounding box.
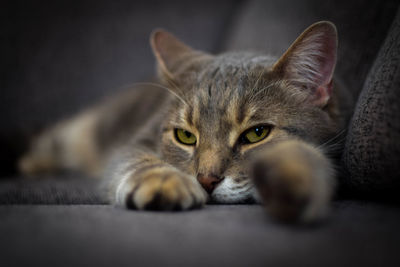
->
[1,202,399,267]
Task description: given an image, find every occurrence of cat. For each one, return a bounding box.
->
[19,21,354,223]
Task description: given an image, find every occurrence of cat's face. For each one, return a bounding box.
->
[152,22,339,203]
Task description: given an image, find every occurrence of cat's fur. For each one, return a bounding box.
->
[19,21,353,223]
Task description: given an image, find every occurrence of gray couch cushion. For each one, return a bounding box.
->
[0,175,105,204]
[342,8,400,196]
[1,202,400,267]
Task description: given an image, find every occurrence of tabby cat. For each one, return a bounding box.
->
[19,21,353,223]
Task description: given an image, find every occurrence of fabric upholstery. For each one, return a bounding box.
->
[0,175,106,204]
[1,203,400,267]
[341,8,400,197]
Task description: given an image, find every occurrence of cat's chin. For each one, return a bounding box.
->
[208,177,259,204]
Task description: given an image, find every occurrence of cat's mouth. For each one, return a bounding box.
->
[206,176,258,204]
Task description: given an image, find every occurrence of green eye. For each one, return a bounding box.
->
[175,129,197,145]
[240,125,271,144]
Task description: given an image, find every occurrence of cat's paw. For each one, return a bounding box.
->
[120,168,207,211]
[252,140,334,224]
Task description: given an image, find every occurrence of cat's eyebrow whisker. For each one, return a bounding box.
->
[251,83,276,99]
[251,68,268,92]
[132,82,190,107]
[167,77,188,103]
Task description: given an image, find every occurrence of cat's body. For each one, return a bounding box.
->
[20,22,354,223]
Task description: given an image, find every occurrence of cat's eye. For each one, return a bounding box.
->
[239,125,271,144]
[174,129,197,145]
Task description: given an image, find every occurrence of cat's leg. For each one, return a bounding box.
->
[108,151,207,210]
[252,140,335,223]
[19,110,102,176]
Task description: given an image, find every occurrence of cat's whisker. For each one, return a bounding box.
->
[322,141,344,150]
[317,129,346,150]
[166,76,183,95]
[251,68,268,92]
[322,141,346,156]
[132,82,189,107]
[251,83,276,99]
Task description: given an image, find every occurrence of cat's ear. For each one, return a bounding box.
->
[272,21,337,107]
[150,29,211,82]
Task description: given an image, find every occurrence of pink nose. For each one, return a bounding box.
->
[197,174,224,194]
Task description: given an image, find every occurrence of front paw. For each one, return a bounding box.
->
[123,168,207,211]
[252,141,335,223]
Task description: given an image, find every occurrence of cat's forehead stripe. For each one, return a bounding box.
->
[191,97,201,128]
[176,55,288,138]
[236,98,248,124]
[185,105,194,126]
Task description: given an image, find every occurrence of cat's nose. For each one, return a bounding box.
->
[197,174,224,194]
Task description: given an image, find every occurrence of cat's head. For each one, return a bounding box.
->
[151,22,339,203]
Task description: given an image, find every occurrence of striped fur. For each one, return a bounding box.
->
[19,22,354,223]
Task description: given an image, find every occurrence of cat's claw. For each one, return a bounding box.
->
[124,169,207,211]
